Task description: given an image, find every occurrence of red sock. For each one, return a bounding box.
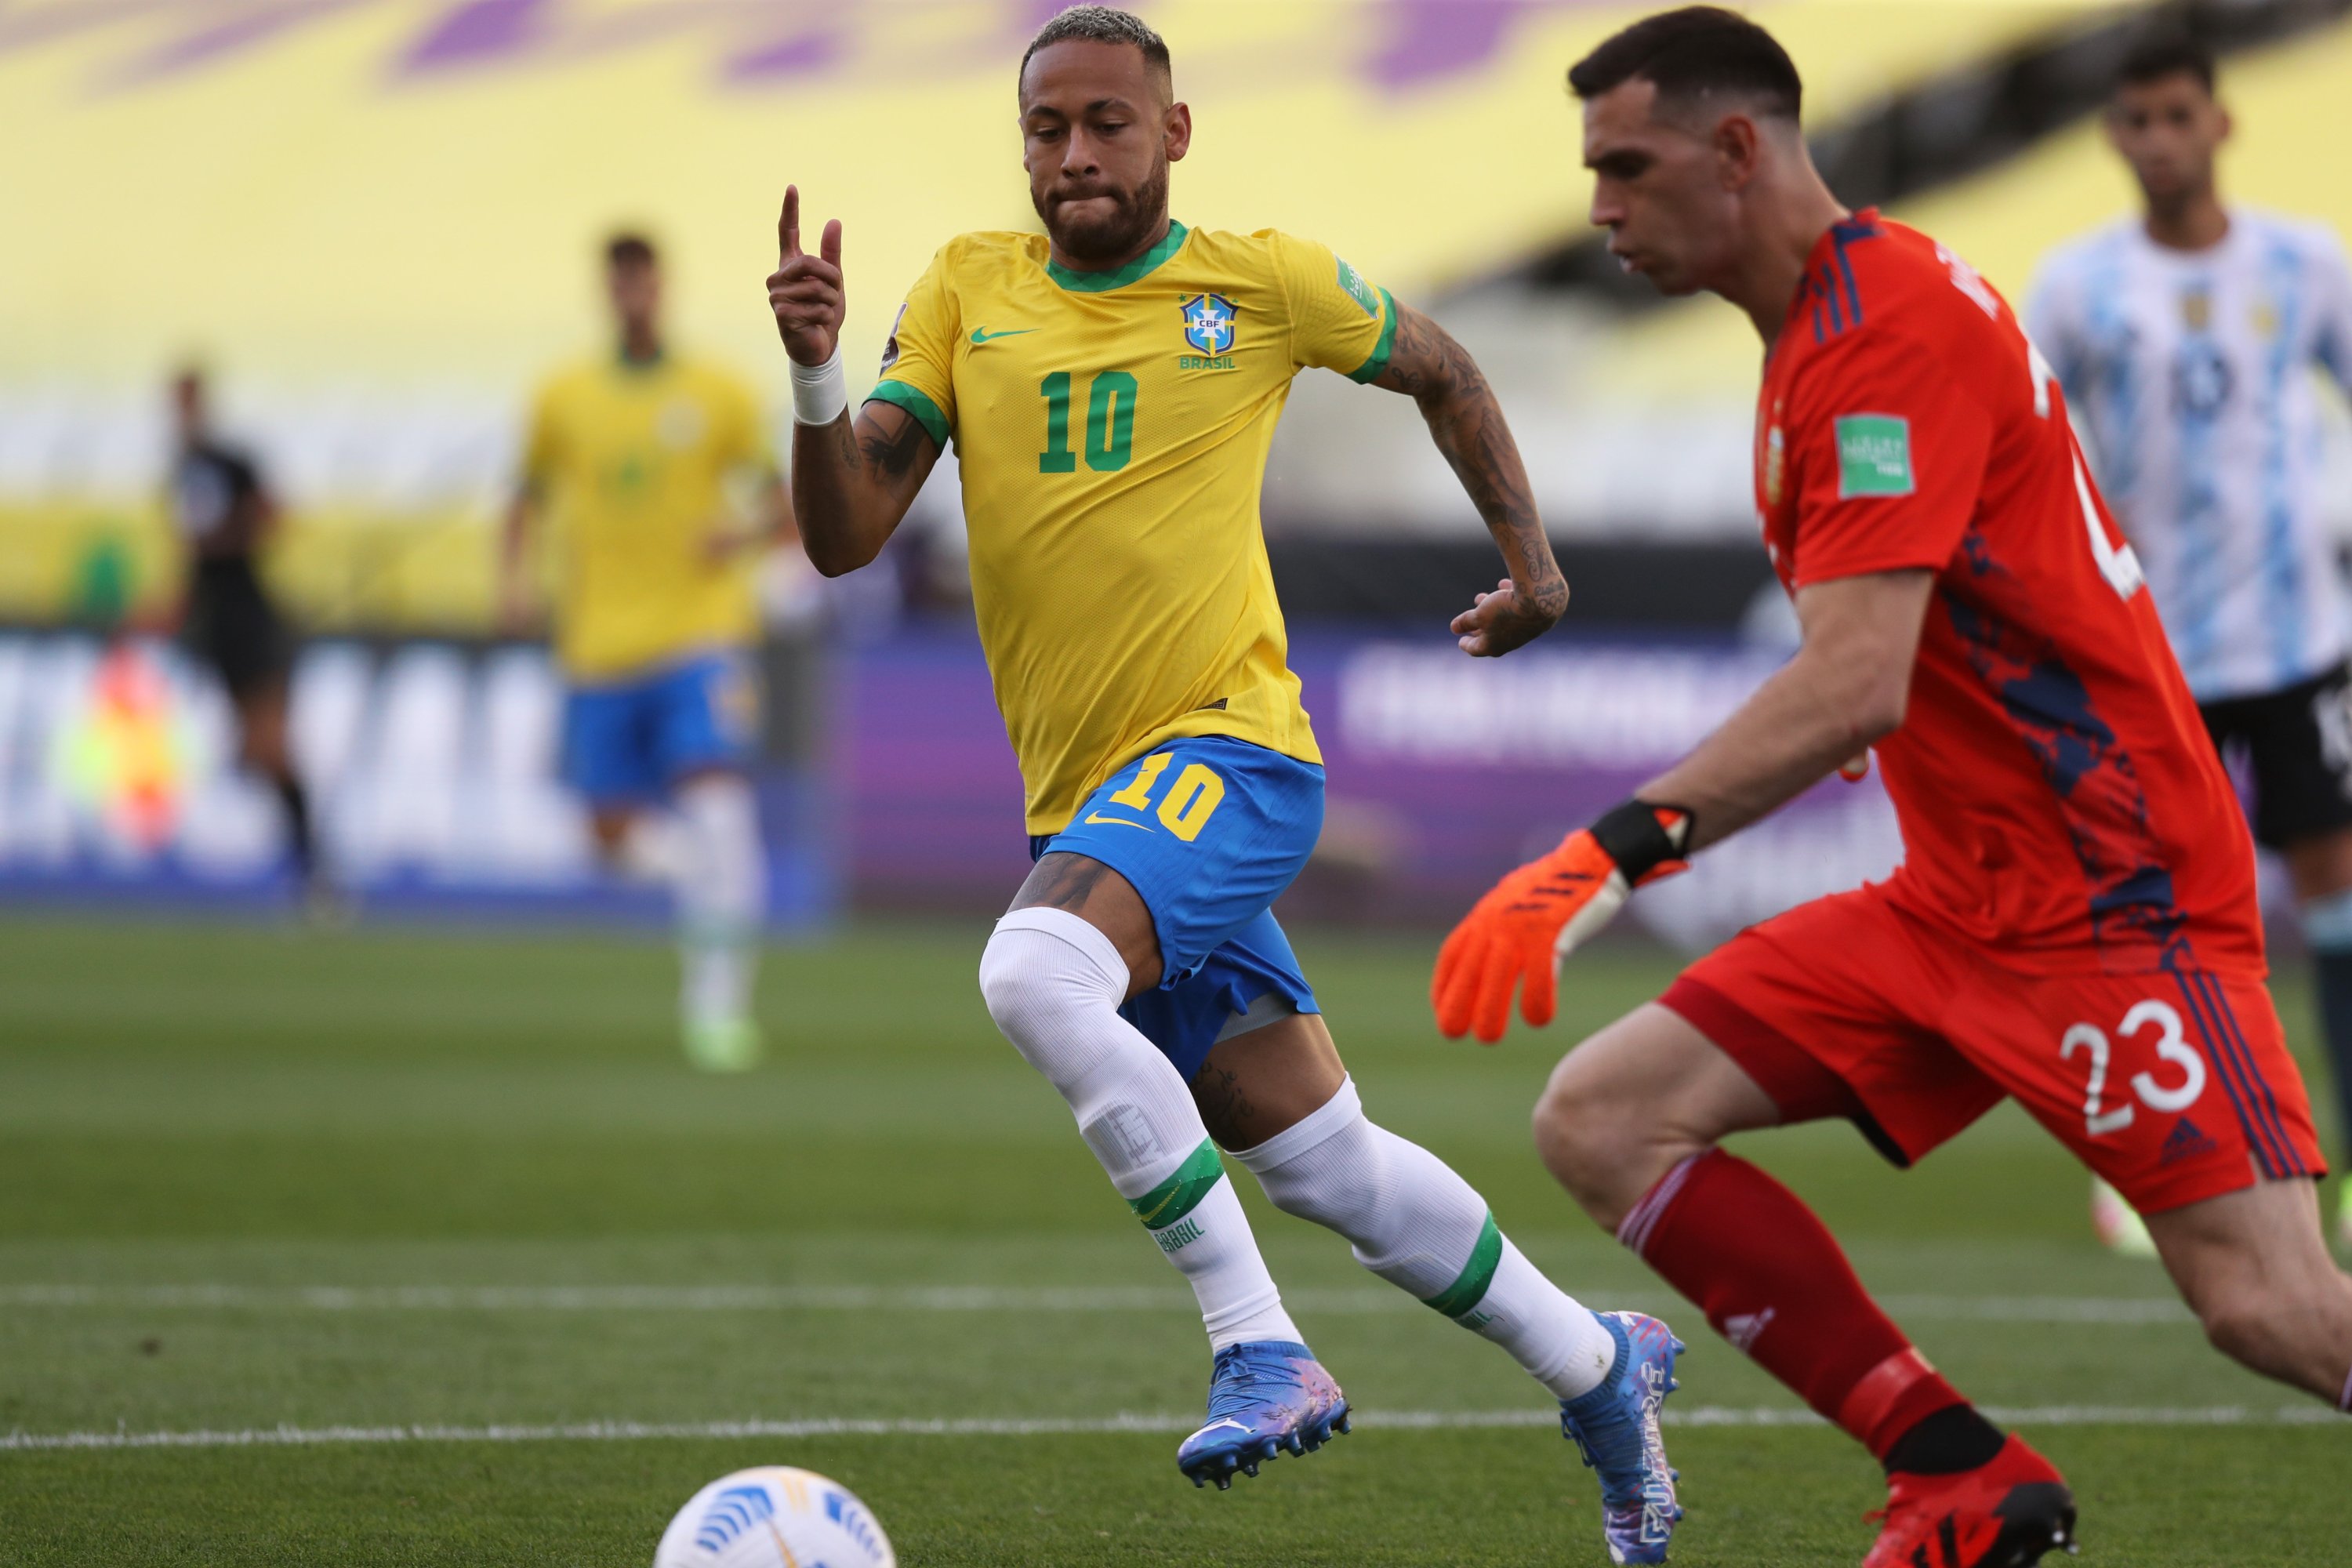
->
[1620,1149,1966,1458]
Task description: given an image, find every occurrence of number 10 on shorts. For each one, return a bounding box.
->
[2059,999,2207,1137]
[1107,753,1227,842]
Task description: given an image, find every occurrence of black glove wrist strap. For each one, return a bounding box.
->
[1588,799,1693,882]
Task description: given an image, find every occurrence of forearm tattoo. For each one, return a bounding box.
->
[1378,309,1567,624]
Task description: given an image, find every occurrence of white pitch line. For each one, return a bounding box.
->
[2,1405,2338,1454]
[0,1284,2195,1324]
[1881,1294,2191,1324]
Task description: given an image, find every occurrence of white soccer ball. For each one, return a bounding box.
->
[652,1465,895,1568]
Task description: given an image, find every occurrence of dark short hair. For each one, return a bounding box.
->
[2118,31,2216,95]
[1020,5,1171,92]
[604,232,658,269]
[1567,5,1802,122]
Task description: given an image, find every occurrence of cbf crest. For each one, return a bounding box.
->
[1180,293,1238,355]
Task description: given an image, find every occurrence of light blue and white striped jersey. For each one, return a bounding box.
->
[2027,209,2352,701]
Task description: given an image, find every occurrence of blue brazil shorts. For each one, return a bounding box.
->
[1030,735,1324,1082]
[561,651,757,808]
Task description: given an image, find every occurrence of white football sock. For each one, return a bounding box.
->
[613,812,685,884]
[980,908,1300,1351]
[1235,1076,1617,1399]
[672,774,764,1029]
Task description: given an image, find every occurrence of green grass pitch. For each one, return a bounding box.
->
[0,912,2343,1566]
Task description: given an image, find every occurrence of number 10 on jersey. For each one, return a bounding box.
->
[1040,372,1137,474]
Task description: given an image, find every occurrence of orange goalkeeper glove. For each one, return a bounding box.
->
[1432,800,1692,1044]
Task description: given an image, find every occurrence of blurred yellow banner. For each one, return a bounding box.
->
[2,0,2082,388]
[2,1,2169,630]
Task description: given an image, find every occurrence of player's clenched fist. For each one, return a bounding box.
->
[1432,800,1691,1044]
[768,184,845,367]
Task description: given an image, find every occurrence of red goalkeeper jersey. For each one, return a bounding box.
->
[1754,209,2262,976]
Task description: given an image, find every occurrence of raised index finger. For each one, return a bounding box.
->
[779,185,801,262]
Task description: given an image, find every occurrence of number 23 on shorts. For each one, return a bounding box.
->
[2058,998,2207,1138]
[1105,753,1226,842]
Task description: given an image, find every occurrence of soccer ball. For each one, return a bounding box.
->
[652,1465,895,1568]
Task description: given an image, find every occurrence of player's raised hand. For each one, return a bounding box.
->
[1432,804,1690,1043]
[768,185,844,366]
[1452,576,1565,658]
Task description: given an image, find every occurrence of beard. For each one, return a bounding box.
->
[1034,157,1171,265]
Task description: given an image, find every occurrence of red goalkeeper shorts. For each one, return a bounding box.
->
[1663,885,2325,1215]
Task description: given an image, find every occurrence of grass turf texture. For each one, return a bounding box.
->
[0,914,2343,1566]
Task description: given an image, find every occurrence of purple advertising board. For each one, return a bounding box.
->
[837,625,1902,951]
[0,624,1902,952]
[0,633,833,926]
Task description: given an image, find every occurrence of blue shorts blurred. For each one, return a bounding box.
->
[561,651,757,808]
[1030,735,1323,1083]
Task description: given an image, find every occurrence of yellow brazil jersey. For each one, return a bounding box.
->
[866,222,1396,836]
[521,353,776,681]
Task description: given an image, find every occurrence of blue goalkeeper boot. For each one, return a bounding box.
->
[1560,1311,1686,1565]
[1175,1340,1349,1490]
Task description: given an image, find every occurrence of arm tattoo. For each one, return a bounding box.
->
[1374,307,1442,399]
[1377,308,1566,623]
[791,401,935,575]
[857,416,928,478]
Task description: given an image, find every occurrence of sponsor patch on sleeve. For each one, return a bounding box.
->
[1335,257,1381,318]
[1834,413,1915,499]
[878,302,908,372]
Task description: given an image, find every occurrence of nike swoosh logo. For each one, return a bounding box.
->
[1083,813,1153,831]
[969,328,1036,343]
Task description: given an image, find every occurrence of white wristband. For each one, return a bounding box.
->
[790,345,848,426]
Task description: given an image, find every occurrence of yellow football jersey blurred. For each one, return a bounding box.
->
[867,222,1396,835]
[521,354,775,681]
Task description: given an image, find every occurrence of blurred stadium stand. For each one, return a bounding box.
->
[7,1,2350,626]
[1266,0,2352,556]
[1,0,2346,924]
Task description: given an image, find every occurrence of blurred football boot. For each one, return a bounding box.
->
[684,1015,764,1073]
[1864,1433,2077,1568]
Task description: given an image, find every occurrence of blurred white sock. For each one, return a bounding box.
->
[672,773,764,1027]
[615,813,685,884]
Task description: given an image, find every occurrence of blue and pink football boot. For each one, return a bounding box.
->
[1560,1311,1686,1564]
[1176,1340,1350,1490]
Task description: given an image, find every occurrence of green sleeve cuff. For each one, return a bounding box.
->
[863,379,951,448]
[1346,289,1401,384]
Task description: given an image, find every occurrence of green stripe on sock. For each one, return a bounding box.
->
[1127,1140,1224,1231]
[1422,1212,1504,1319]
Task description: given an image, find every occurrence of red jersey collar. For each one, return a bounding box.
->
[1773,207,1885,354]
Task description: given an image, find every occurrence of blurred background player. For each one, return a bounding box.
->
[164,365,331,911]
[2029,33,2352,1254]
[502,233,796,1073]
[769,8,1682,1558]
[1437,9,2352,1566]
